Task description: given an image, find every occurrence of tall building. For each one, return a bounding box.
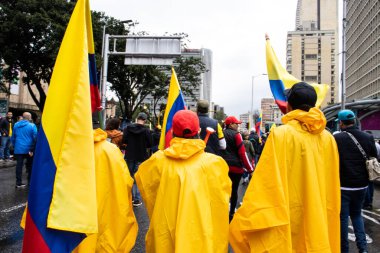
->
[287,0,339,107]
[345,0,380,100]
[261,98,283,125]
[181,48,212,109]
[239,113,251,132]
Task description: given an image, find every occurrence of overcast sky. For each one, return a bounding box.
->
[91,0,303,116]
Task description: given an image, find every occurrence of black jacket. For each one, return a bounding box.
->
[123,123,152,162]
[0,117,14,136]
[334,126,378,188]
[222,128,243,168]
[198,113,221,155]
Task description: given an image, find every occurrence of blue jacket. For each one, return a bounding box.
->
[11,120,37,154]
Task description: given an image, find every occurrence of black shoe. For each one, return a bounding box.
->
[133,200,142,207]
[363,204,373,210]
[15,183,26,188]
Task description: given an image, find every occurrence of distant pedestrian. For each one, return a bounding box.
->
[105,118,123,149]
[151,125,161,153]
[334,109,377,253]
[248,128,260,164]
[11,112,37,188]
[0,111,14,161]
[122,112,152,206]
[222,115,254,221]
[241,130,255,185]
[135,110,231,253]
[196,99,226,155]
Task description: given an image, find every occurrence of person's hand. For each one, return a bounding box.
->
[28,151,33,157]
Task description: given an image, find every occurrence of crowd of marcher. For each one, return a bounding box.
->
[8,81,380,252]
[98,81,380,253]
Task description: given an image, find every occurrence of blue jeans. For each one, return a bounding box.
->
[340,189,367,253]
[15,154,33,185]
[127,160,141,202]
[0,136,11,159]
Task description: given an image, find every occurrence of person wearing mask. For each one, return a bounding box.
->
[196,99,226,155]
[222,116,254,221]
[135,110,231,253]
[230,82,340,252]
[334,109,377,253]
[122,112,152,206]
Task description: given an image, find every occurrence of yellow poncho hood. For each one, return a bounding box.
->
[136,137,232,253]
[282,107,327,134]
[73,128,138,253]
[230,108,340,253]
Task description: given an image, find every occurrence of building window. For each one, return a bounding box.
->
[305,76,317,82]
[305,54,317,59]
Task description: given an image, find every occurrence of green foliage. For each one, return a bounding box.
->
[0,2,206,117]
[0,0,75,111]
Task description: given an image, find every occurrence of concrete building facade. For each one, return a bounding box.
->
[345,0,380,100]
[287,0,339,107]
[261,98,283,126]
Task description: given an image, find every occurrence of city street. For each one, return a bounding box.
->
[1,164,380,252]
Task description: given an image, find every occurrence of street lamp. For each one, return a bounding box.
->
[251,73,267,114]
[99,20,133,128]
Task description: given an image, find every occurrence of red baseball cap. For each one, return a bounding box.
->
[225,116,242,126]
[172,110,200,138]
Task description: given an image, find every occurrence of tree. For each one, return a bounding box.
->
[107,56,206,122]
[0,0,75,111]
[0,2,206,117]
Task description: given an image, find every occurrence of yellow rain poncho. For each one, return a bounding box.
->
[73,128,138,252]
[136,138,232,253]
[230,108,340,253]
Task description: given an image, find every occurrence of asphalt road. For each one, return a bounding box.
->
[1,164,380,252]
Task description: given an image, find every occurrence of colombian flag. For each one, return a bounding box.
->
[158,68,186,150]
[22,0,98,252]
[255,112,262,143]
[266,36,329,114]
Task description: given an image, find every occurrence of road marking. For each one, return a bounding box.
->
[362,209,380,218]
[348,226,373,243]
[1,202,27,213]
[362,213,380,224]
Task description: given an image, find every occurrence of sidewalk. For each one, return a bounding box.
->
[0,160,17,169]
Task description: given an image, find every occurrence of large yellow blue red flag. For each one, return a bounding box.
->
[266,35,329,114]
[158,68,186,150]
[22,0,98,252]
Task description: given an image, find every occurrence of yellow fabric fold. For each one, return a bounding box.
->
[230,109,340,253]
[44,0,97,233]
[73,129,138,252]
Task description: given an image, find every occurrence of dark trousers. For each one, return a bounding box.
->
[228,172,242,216]
[340,189,367,253]
[15,154,33,185]
[363,182,374,207]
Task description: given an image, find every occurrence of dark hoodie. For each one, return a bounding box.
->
[123,123,152,162]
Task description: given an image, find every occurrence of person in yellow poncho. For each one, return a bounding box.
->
[230,82,341,253]
[135,110,232,253]
[73,128,138,252]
